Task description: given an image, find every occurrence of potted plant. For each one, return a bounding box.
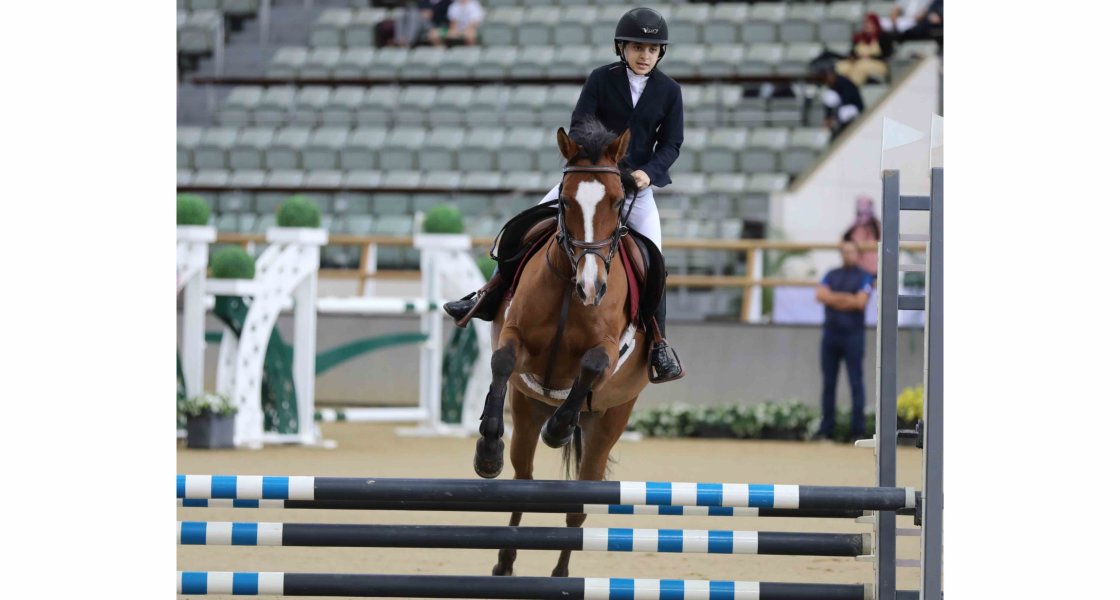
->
[180,392,238,449]
[897,385,924,428]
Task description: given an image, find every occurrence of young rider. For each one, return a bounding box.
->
[444,7,685,383]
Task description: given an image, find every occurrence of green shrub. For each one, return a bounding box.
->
[276,195,322,228]
[179,392,237,418]
[897,385,923,423]
[177,194,210,225]
[210,246,255,279]
[477,254,497,277]
[423,204,465,234]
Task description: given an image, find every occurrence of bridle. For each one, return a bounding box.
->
[554,163,637,305]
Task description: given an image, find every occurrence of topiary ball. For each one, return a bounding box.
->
[422,204,464,234]
[276,195,322,228]
[210,246,256,279]
[477,254,497,277]
[177,194,210,226]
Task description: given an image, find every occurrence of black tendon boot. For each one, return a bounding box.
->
[647,294,684,383]
[443,271,508,328]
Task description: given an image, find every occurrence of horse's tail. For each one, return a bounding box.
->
[561,425,583,480]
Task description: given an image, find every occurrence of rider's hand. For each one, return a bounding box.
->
[632,170,651,190]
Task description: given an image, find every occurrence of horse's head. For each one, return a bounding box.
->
[555,121,635,306]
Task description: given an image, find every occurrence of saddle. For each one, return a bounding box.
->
[492,201,666,326]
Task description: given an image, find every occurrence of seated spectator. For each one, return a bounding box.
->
[815,64,864,141]
[835,13,891,86]
[445,0,485,47]
[391,0,451,48]
[880,0,943,47]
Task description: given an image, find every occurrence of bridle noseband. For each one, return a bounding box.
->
[554,164,637,304]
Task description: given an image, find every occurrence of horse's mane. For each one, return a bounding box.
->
[568,116,639,198]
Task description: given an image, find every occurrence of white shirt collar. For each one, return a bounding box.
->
[625,68,648,107]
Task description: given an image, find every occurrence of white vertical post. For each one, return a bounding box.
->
[362,243,378,297]
[293,270,318,445]
[748,248,764,323]
[259,0,272,46]
[177,226,216,401]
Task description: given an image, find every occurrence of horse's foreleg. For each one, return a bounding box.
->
[493,390,551,576]
[541,346,609,449]
[551,399,636,577]
[475,337,521,479]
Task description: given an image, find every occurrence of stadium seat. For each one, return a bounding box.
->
[458,129,505,171]
[395,86,439,126]
[518,7,560,46]
[741,44,784,76]
[505,85,548,126]
[403,47,445,80]
[334,47,376,79]
[509,47,555,79]
[341,127,387,170]
[821,2,863,46]
[436,46,482,79]
[547,47,592,79]
[498,127,546,172]
[300,47,342,79]
[480,8,522,46]
[310,9,351,47]
[194,127,239,169]
[671,4,709,45]
[701,130,748,174]
[266,47,307,79]
[265,127,312,170]
[699,44,744,78]
[541,84,581,128]
[781,128,831,175]
[554,6,595,46]
[321,87,363,126]
[293,86,331,126]
[355,86,399,125]
[428,86,476,127]
[743,128,790,173]
[419,127,467,171]
[344,8,387,47]
[254,86,296,126]
[659,44,703,79]
[703,4,746,44]
[229,127,275,170]
[675,128,709,172]
[302,127,349,170]
[368,47,408,79]
[743,4,786,44]
[379,127,428,171]
[781,4,826,43]
[178,126,204,169]
[217,86,262,127]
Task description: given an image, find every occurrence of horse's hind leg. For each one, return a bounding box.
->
[475,336,521,479]
[551,398,637,577]
[541,346,610,448]
[492,389,551,576]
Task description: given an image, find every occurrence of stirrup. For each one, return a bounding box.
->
[647,340,685,384]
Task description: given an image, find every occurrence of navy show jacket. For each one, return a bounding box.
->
[570,62,685,188]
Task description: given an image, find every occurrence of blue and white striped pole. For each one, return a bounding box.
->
[177,572,876,599]
[177,475,916,511]
[176,498,868,519]
[177,522,869,556]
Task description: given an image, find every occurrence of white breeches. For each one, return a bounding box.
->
[538,183,662,250]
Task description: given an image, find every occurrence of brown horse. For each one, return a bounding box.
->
[473,121,652,577]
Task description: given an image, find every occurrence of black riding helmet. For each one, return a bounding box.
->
[614,7,669,69]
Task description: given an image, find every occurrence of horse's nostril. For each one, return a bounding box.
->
[575,285,587,301]
[594,282,607,305]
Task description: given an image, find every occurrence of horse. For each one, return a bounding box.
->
[473,119,653,577]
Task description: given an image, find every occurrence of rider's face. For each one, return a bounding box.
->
[623,42,660,75]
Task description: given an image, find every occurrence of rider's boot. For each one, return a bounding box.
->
[443,271,508,328]
[646,294,684,383]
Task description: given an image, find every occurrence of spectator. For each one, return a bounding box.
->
[813,241,874,442]
[391,0,451,48]
[815,64,864,141]
[880,0,943,46]
[445,0,485,47]
[835,13,891,86]
[842,195,882,276]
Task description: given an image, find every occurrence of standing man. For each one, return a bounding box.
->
[813,241,874,441]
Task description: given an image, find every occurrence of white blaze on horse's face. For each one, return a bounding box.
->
[574,179,608,306]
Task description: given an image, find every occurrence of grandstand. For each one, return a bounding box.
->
[177,0,942,320]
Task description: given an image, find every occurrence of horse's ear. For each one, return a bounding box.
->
[557,127,580,161]
[607,129,630,164]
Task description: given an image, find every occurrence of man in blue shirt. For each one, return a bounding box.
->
[813,241,874,441]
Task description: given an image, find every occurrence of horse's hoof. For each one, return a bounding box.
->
[540,420,574,449]
[474,437,505,479]
[491,564,514,576]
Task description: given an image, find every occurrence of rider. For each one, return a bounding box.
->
[444,7,685,383]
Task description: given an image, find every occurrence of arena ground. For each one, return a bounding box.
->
[178,422,923,599]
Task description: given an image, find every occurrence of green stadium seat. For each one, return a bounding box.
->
[343,170,382,198]
[554,7,594,46]
[480,8,522,46]
[778,42,824,77]
[339,213,376,234]
[344,8,387,47]
[743,128,790,173]
[403,47,445,80]
[334,47,375,79]
[464,215,499,238]
[302,127,349,170]
[781,127,830,175]
[741,44,784,76]
[660,172,706,198]
[261,127,308,170]
[458,129,505,171]
[518,7,560,46]
[255,214,277,232]
[704,4,747,44]
[781,4,826,43]
[745,172,789,200]
[701,130,748,173]
[429,86,475,127]
[675,128,709,172]
[178,168,193,187]
[217,86,262,127]
[395,86,439,126]
[509,47,554,79]
[372,191,413,216]
[293,86,331,126]
[497,127,546,172]
[341,127,387,170]
[743,4,786,44]
[266,47,308,79]
[194,127,239,169]
[462,171,503,191]
[265,169,305,189]
[547,47,592,79]
[379,127,428,171]
[659,44,703,79]
[821,2,864,45]
[729,95,770,128]
[332,189,372,216]
[708,173,749,197]
[589,8,619,46]
[698,44,744,78]
[216,213,257,233]
[178,126,204,169]
[254,86,296,126]
[310,8,350,47]
[475,47,517,79]
[541,84,581,129]
[218,190,252,213]
[179,10,220,54]
[469,85,506,127]
[500,171,546,193]
[419,127,467,171]
[301,47,342,79]
[670,4,708,45]
[505,85,548,126]
[224,0,261,18]
[229,127,275,170]
[423,171,462,191]
[368,47,408,79]
[436,46,482,79]
[356,86,399,126]
[321,87,362,126]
